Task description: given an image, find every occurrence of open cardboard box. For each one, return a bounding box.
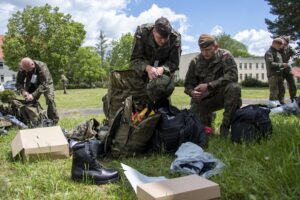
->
[137,175,220,200]
[11,126,69,160]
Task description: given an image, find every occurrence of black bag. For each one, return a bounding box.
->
[231,105,272,143]
[152,106,208,153]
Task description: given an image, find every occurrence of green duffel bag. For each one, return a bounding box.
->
[105,96,161,157]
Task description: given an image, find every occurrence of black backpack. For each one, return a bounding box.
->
[231,105,272,143]
[151,106,208,153]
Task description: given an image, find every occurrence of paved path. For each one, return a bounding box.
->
[58,98,273,118]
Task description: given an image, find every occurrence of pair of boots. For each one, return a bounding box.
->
[71,139,119,184]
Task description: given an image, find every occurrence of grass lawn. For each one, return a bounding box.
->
[1,87,299,199]
[37,87,270,110]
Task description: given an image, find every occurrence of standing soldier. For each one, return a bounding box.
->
[265,38,289,105]
[103,17,181,122]
[184,34,242,138]
[16,57,59,124]
[60,74,68,94]
[280,35,297,102]
[130,16,181,103]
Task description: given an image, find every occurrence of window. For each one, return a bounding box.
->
[0,62,3,69]
[0,75,4,82]
[261,73,264,80]
[245,74,248,79]
[12,74,16,81]
[256,73,259,79]
[244,63,247,70]
[261,63,264,69]
[240,74,243,81]
[249,73,252,78]
[239,63,242,70]
[249,63,252,70]
[256,63,259,69]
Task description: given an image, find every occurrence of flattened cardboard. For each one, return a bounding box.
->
[137,175,220,200]
[11,126,69,160]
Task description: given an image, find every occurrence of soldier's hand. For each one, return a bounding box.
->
[146,65,158,80]
[195,83,208,93]
[25,94,34,101]
[22,90,29,98]
[191,90,203,100]
[156,67,164,76]
[283,63,289,68]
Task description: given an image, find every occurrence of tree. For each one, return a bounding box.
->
[108,33,133,70]
[95,30,108,65]
[265,0,300,51]
[2,4,86,83]
[215,33,251,57]
[71,47,105,86]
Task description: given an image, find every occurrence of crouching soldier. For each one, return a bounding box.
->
[184,34,242,138]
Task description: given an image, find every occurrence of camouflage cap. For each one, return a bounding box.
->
[154,17,172,38]
[198,34,216,48]
[281,35,291,43]
[146,75,175,102]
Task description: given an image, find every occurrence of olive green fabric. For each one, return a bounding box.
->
[105,96,161,157]
[146,74,175,102]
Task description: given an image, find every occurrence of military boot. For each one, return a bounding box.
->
[220,124,230,139]
[71,140,119,184]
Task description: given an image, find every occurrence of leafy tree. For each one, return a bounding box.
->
[265,0,300,49]
[2,4,86,83]
[108,33,133,70]
[71,47,105,85]
[215,33,251,57]
[95,30,108,65]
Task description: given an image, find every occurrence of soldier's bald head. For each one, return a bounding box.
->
[21,57,35,72]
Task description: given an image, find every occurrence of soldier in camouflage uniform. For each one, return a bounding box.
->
[60,74,68,94]
[130,17,181,99]
[184,34,242,138]
[280,36,297,102]
[16,57,59,124]
[264,38,289,104]
[103,17,181,122]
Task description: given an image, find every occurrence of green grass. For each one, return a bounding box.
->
[36,87,270,110]
[1,88,299,199]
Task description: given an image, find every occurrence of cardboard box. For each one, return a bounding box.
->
[137,175,220,200]
[11,126,69,160]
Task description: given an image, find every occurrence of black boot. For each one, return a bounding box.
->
[71,140,119,184]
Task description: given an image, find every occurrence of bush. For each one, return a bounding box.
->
[241,77,269,87]
[0,90,16,103]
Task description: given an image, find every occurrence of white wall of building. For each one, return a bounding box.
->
[0,59,17,83]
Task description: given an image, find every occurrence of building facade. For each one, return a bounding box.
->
[0,35,17,83]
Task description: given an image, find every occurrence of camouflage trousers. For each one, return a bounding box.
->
[35,85,59,123]
[190,82,242,128]
[282,68,297,100]
[268,74,285,103]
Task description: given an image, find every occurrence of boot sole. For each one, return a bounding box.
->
[72,176,120,185]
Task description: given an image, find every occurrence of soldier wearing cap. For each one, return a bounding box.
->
[130,17,181,102]
[184,34,242,138]
[16,57,59,124]
[265,38,289,104]
[280,35,297,102]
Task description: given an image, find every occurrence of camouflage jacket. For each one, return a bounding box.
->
[281,45,297,63]
[16,60,54,98]
[184,49,238,96]
[130,23,181,77]
[264,47,284,78]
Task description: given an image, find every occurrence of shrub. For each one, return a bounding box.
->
[175,79,184,87]
[241,77,269,87]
